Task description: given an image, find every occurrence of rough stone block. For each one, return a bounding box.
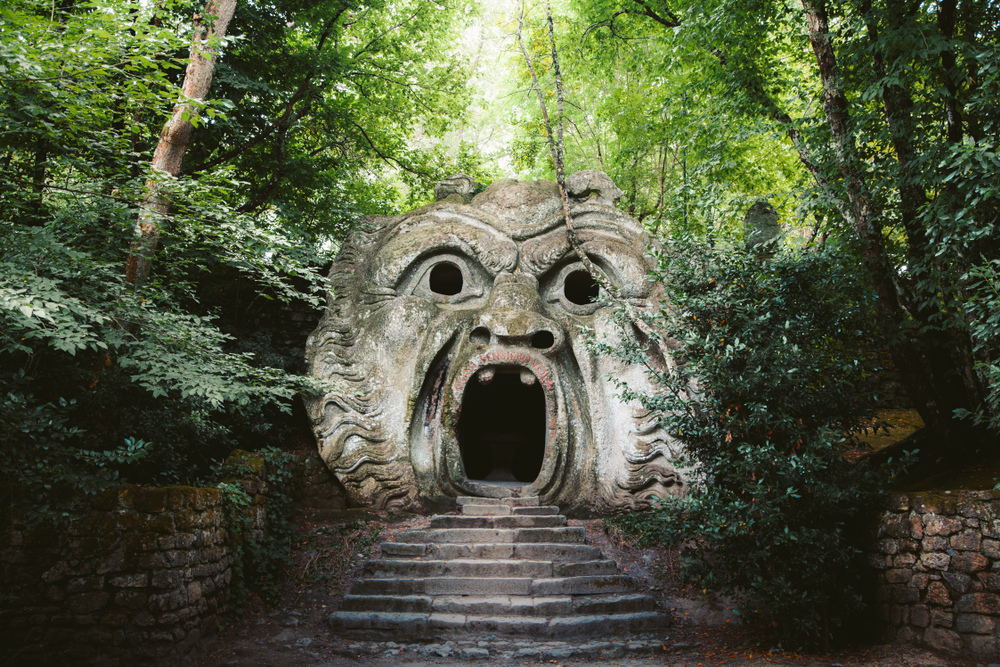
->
[909,604,930,628]
[921,536,948,552]
[885,569,912,584]
[941,571,972,594]
[955,592,1000,614]
[96,549,125,575]
[951,553,988,574]
[923,626,962,653]
[931,609,953,627]
[889,604,908,626]
[920,553,950,571]
[151,570,181,589]
[950,530,982,551]
[425,577,532,596]
[955,613,994,634]
[464,615,548,635]
[880,514,913,539]
[963,633,998,656]
[977,572,1000,592]
[430,595,509,615]
[923,514,962,537]
[67,576,105,593]
[982,539,1000,559]
[909,573,930,589]
[878,538,899,555]
[925,581,952,606]
[458,647,490,660]
[67,591,110,614]
[517,527,585,544]
[115,589,147,610]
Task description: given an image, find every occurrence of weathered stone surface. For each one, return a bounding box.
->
[921,536,948,552]
[909,604,930,628]
[955,592,1000,614]
[923,626,962,653]
[743,199,782,251]
[950,552,988,574]
[885,569,912,584]
[0,481,256,665]
[955,613,994,634]
[941,571,972,594]
[931,609,953,627]
[923,514,962,537]
[950,529,982,551]
[982,538,1000,559]
[924,581,952,606]
[305,172,682,514]
[964,634,998,656]
[920,553,950,571]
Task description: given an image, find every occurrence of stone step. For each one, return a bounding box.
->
[339,592,658,616]
[457,496,540,507]
[350,574,634,597]
[364,559,556,579]
[530,575,635,596]
[335,497,670,641]
[364,558,618,579]
[430,514,566,529]
[461,504,561,516]
[382,542,603,562]
[395,526,585,545]
[327,610,669,639]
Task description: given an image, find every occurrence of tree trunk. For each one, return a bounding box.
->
[801,0,986,453]
[125,0,237,291]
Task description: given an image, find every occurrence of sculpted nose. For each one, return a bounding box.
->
[469,272,563,353]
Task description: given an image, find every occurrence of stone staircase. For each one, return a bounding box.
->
[328,496,670,640]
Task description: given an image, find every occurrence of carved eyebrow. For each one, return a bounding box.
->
[520,228,654,298]
[369,212,517,287]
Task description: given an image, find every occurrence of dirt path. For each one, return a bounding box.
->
[196,510,977,667]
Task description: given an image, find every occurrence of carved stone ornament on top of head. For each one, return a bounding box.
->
[305,171,685,515]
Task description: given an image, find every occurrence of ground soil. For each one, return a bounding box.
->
[195,508,982,667]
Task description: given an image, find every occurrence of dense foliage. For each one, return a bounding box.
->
[0,0,478,521]
[601,239,909,648]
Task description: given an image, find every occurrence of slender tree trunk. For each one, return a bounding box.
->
[125,0,237,291]
[28,135,49,226]
[516,1,600,279]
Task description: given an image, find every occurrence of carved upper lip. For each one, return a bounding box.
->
[452,348,557,395]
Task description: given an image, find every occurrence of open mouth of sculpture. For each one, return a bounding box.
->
[458,367,546,484]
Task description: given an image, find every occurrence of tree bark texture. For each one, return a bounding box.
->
[125,0,237,291]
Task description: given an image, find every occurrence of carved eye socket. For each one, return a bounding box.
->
[429,262,463,296]
[564,270,600,305]
[541,262,606,316]
[403,253,487,307]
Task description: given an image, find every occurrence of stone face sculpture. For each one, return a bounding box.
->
[305,172,684,515]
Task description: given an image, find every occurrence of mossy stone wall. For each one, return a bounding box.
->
[874,490,1000,658]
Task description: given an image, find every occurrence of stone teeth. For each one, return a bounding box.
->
[519,369,537,386]
[477,368,495,385]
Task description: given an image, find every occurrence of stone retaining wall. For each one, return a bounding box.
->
[0,448,343,665]
[289,450,347,510]
[873,490,1000,658]
[0,485,266,666]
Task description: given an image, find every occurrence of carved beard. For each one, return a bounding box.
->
[305,178,685,515]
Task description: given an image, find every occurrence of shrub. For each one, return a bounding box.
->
[598,237,910,649]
